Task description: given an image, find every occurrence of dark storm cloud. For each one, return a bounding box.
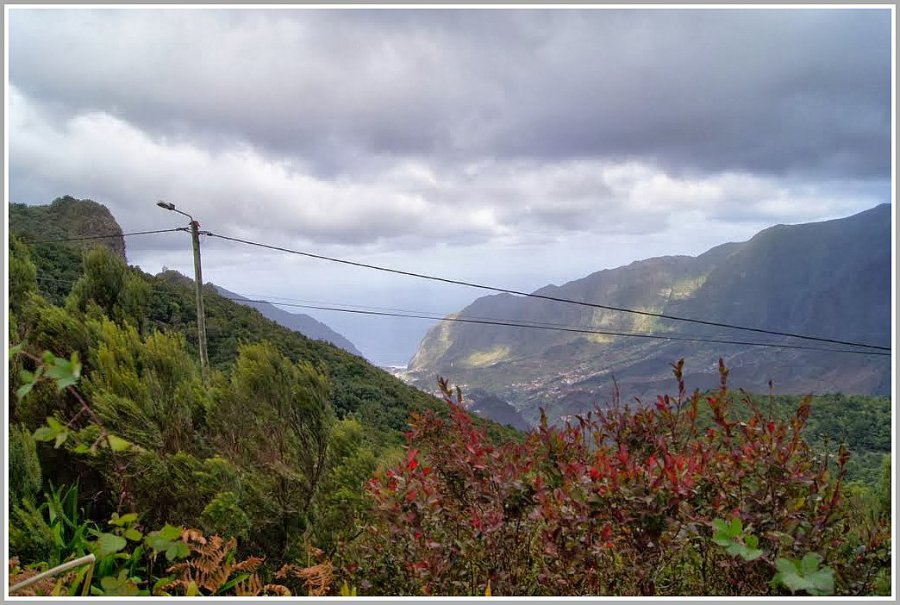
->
[492,9,891,178]
[7,8,891,180]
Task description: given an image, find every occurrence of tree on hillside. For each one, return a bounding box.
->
[9,235,38,314]
[207,342,333,558]
[66,247,150,330]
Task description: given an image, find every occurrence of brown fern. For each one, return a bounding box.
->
[163,530,288,596]
[262,584,292,596]
[180,528,207,545]
[276,561,334,596]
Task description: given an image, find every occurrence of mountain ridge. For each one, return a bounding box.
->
[408,204,891,426]
[10,196,126,260]
[213,285,364,357]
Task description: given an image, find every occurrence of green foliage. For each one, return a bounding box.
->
[311,417,378,552]
[92,531,128,558]
[145,524,191,562]
[15,351,81,401]
[147,270,444,442]
[7,486,275,597]
[710,392,890,486]
[28,242,84,306]
[33,416,72,449]
[92,570,144,596]
[43,350,82,391]
[19,233,446,452]
[772,553,834,596]
[9,423,42,507]
[87,320,204,454]
[66,247,149,328]
[9,197,126,260]
[9,235,38,313]
[200,492,252,541]
[9,484,95,568]
[9,212,520,597]
[207,342,333,558]
[16,297,92,375]
[877,455,891,517]
[712,518,763,561]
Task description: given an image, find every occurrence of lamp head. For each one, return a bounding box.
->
[156,201,176,211]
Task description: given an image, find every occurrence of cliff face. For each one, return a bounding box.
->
[409,205,891,426]
[10,196,126,260]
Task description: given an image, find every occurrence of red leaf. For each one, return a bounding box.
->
[601,524,612,541]
[405,447,420,472]
[617,445,629,466]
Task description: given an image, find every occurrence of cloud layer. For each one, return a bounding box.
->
[10,9,891,178]
[7,8,892,363]
[9,84,885,250]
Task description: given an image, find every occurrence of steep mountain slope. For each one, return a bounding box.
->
[409,205,892,425]
[214,286,364,357]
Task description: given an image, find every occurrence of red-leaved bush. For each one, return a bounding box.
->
[336,361,890,596]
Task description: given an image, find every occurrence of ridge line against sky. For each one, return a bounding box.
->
[6,6,893,363]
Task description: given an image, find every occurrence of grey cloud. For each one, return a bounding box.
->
[7,8,891,181]
[8,84,886,256]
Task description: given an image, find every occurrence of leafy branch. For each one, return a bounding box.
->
[12,344,136,454]
[11,343,139,510]
[712,517,834,596]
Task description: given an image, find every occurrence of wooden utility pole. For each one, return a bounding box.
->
[189,219,210,379]
[157,201,209,380]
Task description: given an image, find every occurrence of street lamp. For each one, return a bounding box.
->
[157,200,191,220]
[157,200,209,379]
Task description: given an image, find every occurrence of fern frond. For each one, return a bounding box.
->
[297,562,334,596]
[181,528,207,545]
[232,556,264,573]
[261,583,292,596]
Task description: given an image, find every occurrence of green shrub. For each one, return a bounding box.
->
[9,423,42,507]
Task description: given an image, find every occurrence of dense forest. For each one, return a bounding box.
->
[7,231,892,596]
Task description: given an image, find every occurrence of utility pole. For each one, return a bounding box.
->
[157,201,209,380]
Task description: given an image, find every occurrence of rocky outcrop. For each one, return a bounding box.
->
[10,196,126,260]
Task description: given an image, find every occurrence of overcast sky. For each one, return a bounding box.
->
[6,7,893,365]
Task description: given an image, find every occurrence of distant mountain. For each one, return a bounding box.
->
[214,286,364,358]
[409,205,892,426]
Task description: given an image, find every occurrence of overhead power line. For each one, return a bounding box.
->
[32,275,888,357]
[204,231,891,352]
[23,228,189,244]
[219,295,891,357]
